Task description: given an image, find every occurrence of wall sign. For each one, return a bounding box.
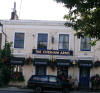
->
[32,49,73,56]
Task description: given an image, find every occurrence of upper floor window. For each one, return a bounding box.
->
[14,33,24,48]
[59,34,69,50]
[80,36,91,51]
[37,33,48,50]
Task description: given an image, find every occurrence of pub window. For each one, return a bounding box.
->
[14,33,24,48]
[37,33,48,50]
[59,34,69,50]
[12,65,24,81]
[36,66,46,75]
[80,36,91,51]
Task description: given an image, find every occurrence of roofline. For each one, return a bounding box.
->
[0,19,66,27]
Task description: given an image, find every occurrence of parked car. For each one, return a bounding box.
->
[27,75,71,93]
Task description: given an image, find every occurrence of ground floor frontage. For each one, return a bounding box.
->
[9,56,100,89]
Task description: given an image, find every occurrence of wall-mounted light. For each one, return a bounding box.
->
[51,36,54,44]
[32,34,34,37]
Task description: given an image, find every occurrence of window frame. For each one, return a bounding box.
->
[58,34,69,51]
[37,33,48,50]
[80,37,91,51]
[35,66,46,75]
[14,32,25,49]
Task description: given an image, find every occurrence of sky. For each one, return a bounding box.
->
[0,0,68,21]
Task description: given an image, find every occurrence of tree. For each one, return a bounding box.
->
[55,0,100,43]
[0,42,13,86]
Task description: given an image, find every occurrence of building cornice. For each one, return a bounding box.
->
[0,20,66,27]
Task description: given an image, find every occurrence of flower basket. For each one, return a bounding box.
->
[90,74,100,90]
[25,57,33,65]
[11,72,24,82]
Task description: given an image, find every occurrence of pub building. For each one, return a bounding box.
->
[0,7,100,88]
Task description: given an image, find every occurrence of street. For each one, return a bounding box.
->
[0,91,32,93]
[0,90,100,93]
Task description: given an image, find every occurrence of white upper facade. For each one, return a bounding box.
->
[0,20,100,62]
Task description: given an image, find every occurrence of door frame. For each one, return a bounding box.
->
[79,67,90,88]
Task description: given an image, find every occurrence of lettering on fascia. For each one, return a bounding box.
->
[43,50,59,55]
[60,51,70,55]
[36,50,41,54]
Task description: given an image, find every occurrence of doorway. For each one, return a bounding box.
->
[57,67,68,78]
[79,67,90,88]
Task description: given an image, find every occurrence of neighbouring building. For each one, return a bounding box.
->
[0,19,100,88]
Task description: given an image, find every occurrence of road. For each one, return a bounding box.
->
[0,90,99,93]
[0,90,100,93]
[0,91,32,93]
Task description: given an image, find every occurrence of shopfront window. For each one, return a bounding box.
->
[80,36,91,51]
[59,34,69,50]
[11,65,24,81]
[36,66,46,75]
[57,67,68,78]
[14,33,24,48]
[37,33,48,50]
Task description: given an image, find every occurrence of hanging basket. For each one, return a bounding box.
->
[49,61,56,71]
[25,57,33,65]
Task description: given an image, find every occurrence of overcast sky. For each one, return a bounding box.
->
[0,0,68,21]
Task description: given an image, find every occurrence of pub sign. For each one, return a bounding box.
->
[32,49,73,56]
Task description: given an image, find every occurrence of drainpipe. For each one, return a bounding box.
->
[0,22,7,44]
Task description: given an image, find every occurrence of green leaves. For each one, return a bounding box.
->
[0,42,12,87]
[55,0,100,42]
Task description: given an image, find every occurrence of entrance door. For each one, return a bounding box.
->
[57,67,68,78]
[79,67,90,88]
[36,66,46,75]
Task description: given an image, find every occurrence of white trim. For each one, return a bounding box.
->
[77,56,94,60]
[0,20,66,27]
[57,32,71,50]
[13,31,26,49]
[12,53,26,57]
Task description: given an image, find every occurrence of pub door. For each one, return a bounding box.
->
[79,67,90,88]
[57,67,68,78]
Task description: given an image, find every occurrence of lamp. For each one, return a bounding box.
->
[51,36,54,44]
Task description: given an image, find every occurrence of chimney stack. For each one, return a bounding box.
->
[11,2,18,20]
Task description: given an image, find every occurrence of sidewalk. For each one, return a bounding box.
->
[0,86,33,92]
[0,87,100,93]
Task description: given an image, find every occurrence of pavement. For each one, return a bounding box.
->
[0,87,33,92]
[0,87,100,93]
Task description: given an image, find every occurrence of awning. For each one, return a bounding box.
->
[55,59,72,67]
[34,58,49,66]
[78,60,93,67]
[10,57,25,65]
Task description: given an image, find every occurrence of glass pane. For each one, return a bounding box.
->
[49,77,57,82]
[64,35,69,43]
[81,37,91,50]
[36,66,46,75]
[15,33,24,41]
[14,33,24,48]
[59,43,63,49]
[59,35,64,42]
[59,34,69,50]
[38,33,48,49]
[63,43,69,50]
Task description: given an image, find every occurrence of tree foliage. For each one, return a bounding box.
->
[0,42,12,86]
[55,0,100,40]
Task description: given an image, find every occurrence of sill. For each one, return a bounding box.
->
[80,50,91,51]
